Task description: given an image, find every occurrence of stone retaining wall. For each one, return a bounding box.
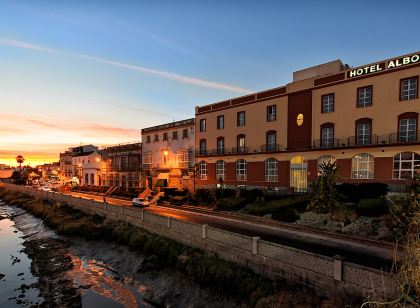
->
[3,183,396,297]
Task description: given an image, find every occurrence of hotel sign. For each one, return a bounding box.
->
[347,54,420,78]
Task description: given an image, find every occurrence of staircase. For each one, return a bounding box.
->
[149,192,164,205]
[138,187,151,199]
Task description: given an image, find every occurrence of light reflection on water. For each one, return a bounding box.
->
[0,201,43,307]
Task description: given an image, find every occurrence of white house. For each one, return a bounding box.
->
[72,151,102,186]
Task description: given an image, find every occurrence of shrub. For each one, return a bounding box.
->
[356,198,388,216]
[332,205,358,224]
[216,197,247,211]
[171,195,188,205]
[337,183,388,203]
[215,188,236,199]
[247,196,308,216]
[192,188,214,205]
[271,207,299,222]
[239,188,264,204]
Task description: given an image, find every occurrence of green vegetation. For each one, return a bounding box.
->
[0,188,332,306]
[308,161,339,214]
[246,196,307,217]
[356,198,388,217]
[331,204,358,225]
[215,197,247,211]
[337,182,388,203]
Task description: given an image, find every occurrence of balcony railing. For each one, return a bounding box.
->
[389,131,420,143]
[261,144,281,152]
[312,139,341,149]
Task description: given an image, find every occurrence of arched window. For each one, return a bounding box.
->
[352,153,374,179]
[236,134,246,153]
[217,137,225,155]
[199,139,207,156]
[265,158,278,182]
[236,159,247,181]
[393,152,420,179]
[398,112,418,142]
[317,155,336,174]
[215,160,225,181]
[198,161,207,180]
[266,130,277,151]
[320,123,334,148]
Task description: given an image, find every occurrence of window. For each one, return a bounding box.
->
[154,134,159,142]
[393,152,420,179]
[163,132,168,141]
[236,159,247,181]
[217,115,224,129]
[183,128,188,138]
[237,134,246,153]
[352,153,374,179]
[172,131,178,140]
[266,131,277,151]
[265,158,278,182]
[399,118,417,142]
[217,137,225,154]
[199,161,207,180]
[321,94,334,113]
[317,155,336,175]
[199,119,206,132]
[400,77,418,101]
[143,152,153,169]
[199,139,207,156]
[177,149,190,168]
[163,150,168,165]
[357,86,373,107]
[215,160,225,181]
[267,105,276,122]
[85,174,89,185]
[237,111,246,126]
[320,123,334,148]
[356,119,372,145]
[146,136,151,143]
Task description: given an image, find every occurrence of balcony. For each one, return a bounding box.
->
[261,144,281,152]
[312,131,420,150]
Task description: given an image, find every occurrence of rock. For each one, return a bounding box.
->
[137,255,159,273]
[0,273,5,280]
[17,272,24,276]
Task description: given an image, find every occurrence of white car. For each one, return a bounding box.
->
[132,198,150,208]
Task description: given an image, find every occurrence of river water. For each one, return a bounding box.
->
[0,199,235,308]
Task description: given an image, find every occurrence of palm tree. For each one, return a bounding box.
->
[16,155,25,173]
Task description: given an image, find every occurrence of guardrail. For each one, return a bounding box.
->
[1,183,397,298]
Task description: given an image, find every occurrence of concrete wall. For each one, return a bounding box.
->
[3,183,396,298]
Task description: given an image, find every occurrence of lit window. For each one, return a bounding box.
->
[401,77,418,101]
[267,105,276,122]
[236,159,247,181]
[265,158,278,182]
[199,161,207,180]
[216,160,225,181]
[322,94,334,113]
[177,149,190,168]
[393,152,420,179]
[237,111,246,126]
[237,135,246,153]
[352,153,374,179]
[357,86,373,107]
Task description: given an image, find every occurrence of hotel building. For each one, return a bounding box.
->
[195,52,420,192]
[141,119,195,190]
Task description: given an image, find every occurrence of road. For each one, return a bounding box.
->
[65,191,396,271]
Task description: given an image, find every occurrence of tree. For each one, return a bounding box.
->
[16,155,25,172]
[308,161,339,213]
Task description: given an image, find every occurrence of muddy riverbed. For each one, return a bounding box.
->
[0,199,238,307]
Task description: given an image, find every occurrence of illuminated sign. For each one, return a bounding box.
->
[296,113,304,126]
[347,54,420,78]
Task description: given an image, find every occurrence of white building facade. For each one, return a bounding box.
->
[72,151,102,186]
[141,118,195,190]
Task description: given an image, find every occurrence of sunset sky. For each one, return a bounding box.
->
[1,0,419,166]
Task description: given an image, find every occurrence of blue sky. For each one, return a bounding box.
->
[0,0,419,165]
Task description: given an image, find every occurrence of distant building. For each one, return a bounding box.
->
[100,142,142,189]
[141,118,195,190]
[59,144,98,184]
[72,151,102,186]
[38,162,60,180]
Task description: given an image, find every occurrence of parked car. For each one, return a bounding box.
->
[132,198,150,208]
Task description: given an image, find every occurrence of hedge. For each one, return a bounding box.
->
[247,196,308,216]
[356,198,388,217]
[216,197,247,211]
